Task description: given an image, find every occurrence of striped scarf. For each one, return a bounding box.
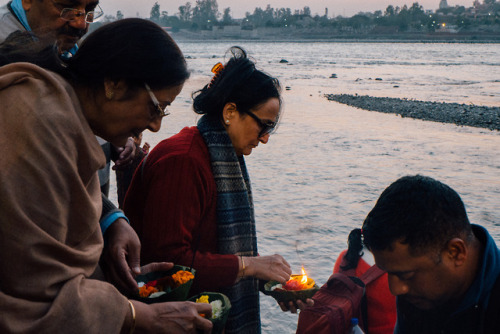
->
[197,115,261,334]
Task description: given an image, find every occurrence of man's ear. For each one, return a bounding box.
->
[22,0,34,11]
[444,238,467,266]
[222,102,237,122]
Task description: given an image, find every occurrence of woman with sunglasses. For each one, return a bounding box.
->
[0,19,213,333]
[124,46,293,334]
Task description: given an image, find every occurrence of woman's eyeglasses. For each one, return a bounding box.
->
[144,83,170,118]
[52,1,104,23]
[243,110,277,138]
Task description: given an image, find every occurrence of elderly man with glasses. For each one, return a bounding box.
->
[0,0,145,295]
[0,0,102,55]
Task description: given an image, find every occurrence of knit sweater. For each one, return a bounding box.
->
[123,126,239,294]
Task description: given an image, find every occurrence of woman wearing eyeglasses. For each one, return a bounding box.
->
[123,46,293,334]
[0,19,213,333]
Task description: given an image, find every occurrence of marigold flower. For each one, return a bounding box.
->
[138,285,158,298]
[171,270,194,286]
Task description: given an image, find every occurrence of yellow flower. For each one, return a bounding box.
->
[196,295,210,304]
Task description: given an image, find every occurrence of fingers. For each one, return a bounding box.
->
[194,317,213,333]
[278,302,289,312]
[140,262,175,275]
[193,303,213,333]
[287,301,299,314]
[120,255,140,292]
[101,219,143,293]
[296,298,314,310]
[272,254,292,283]
[194,302,213,319]
[278,299,312,314]
[127,237,142,276]
[102,248,137,294]
[278,301,298,313]
[248,254,292,283]
[113,138,136,169]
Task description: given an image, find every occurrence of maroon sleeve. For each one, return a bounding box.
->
[127,133,239,291]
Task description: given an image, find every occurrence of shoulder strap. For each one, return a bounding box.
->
[359,265,386,285]
[358,265,385,334]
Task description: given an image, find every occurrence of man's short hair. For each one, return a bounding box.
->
[362,175,472,255]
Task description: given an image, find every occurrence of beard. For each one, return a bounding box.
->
[56,25,87,51]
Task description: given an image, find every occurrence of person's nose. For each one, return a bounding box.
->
[147,117,162,133]
[388,274,409,296]
[259,133,270,144]
[69,15,88,30]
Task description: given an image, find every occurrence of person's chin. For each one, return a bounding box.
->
[242,148,253,156]
[403,296,434,310]
[58,36,79,51]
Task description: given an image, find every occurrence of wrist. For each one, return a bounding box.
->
[239,255,246,278]
[128,300,136,334]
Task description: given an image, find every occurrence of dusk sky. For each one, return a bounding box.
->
[0,0,476,19]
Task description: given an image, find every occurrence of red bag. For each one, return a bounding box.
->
[296,265,384,334]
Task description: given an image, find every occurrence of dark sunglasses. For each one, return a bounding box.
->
[243,110,277,138]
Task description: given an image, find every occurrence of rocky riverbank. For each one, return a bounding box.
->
[325,94,500,131]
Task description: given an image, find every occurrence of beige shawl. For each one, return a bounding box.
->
[0,63,130,333]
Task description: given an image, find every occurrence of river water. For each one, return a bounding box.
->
[110,41,500,333]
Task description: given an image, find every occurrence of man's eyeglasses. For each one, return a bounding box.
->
[53,1,104,23]
[144,83,170,118]
[243,110,277,138]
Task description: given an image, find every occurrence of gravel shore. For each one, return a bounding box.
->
[325,94,500,131]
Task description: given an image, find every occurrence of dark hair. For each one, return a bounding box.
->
[0,31,60,68]
[192,46,281,122]
[0,19,189,90]
[340,228,364,271]
[362,175,472,256]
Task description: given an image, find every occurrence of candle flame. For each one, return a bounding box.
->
[301,266,308,284]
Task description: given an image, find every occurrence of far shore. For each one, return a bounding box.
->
[325,94,500,131]
[167,28,500,44]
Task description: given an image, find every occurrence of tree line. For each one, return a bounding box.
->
[104,0,499,33]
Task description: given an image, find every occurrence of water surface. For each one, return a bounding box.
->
[111,42,499,333]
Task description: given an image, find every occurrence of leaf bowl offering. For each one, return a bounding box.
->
[133,265,195,304]
[189,292,231,334]
[262,274,319,304]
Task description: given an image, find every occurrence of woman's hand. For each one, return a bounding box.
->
[132,300,213,333]
[101,218,142,294]
[243,254,292,283]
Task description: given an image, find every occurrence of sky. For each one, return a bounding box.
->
[0,0,476,19]
[95,0,476,19]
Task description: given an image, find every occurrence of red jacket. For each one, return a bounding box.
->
[333,250,397,334]
[124,127,239,294]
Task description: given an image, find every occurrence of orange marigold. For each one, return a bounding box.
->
[138,285,159,298]
[171,270,194,286]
